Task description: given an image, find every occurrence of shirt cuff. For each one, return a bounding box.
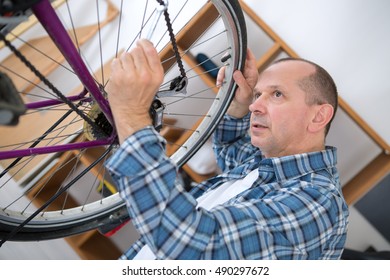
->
[105,126,167,178]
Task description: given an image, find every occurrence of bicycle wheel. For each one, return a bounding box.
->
[0,0,246,242]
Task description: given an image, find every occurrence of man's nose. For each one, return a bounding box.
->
[249,95,266,114]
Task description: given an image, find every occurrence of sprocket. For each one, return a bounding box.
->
[83,104,113,140]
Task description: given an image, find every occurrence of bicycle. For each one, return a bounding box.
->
[0,0,246,245]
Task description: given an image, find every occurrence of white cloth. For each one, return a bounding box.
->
[186,138,218,175]
[133,169,259,259]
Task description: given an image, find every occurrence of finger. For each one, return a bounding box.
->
[110,57,121,73]
[246,48,256,62]
[241,48,259,89]
[137,39,162,73]
[216,66,226,87]
[120,52,136,72]
[108,57,124,86]
[132,46,151,71]
[244,49,258,74]
[233,70,252,95]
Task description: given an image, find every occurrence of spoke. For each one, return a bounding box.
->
[1,106,88,150]
[80,152,109,210]
[0,157,35,191]
[187,48,226,73]
[139,0,149,39]
[0,64,58,100]
[115,0,124,58]
[124,10,155,53]
[99,166,111,203]
[58,0,100,85]
[80,172,100,210]
[57,151,85,215]
[66,0,81,54]
[157,24,227,76]
[1,129,82,150]
[190,29,226,50]
[165,112,211,118]
[23,103,88,115]
[163,123,198,133]
[9,32,75,74]
[96,0,105,85]
[104,1,152,88]
[2,149,79,212]
[164,87,219,107]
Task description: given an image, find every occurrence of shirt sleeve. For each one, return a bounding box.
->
[105,126,206,258]
[213,113,258,172]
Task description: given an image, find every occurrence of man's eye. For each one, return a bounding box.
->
[274,91,283,98]
[254,93,261,100]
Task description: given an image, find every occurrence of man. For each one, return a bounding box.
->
[105,39,349,259]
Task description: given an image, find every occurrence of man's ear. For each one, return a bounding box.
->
[308,104,334,133]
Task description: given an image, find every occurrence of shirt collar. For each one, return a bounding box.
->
[256,146,338,182]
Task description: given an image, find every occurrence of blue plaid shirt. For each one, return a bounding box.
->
[106,114,349,260]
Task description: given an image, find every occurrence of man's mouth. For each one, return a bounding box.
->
[251,119,268,128]
[251,116,269,131]
[252,123,267,128]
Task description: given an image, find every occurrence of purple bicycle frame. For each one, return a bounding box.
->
[0,0,115,160]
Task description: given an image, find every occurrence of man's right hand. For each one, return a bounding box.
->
[216,48,258,118]
[106,39,164,144]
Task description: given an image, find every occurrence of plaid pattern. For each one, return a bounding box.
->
[106,114,349,260]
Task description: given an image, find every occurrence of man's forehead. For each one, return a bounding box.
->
[263,59,315,75]
[258,60,315,82]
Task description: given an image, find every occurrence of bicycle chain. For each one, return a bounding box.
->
[0,32,107,137]
[156,0,186,79]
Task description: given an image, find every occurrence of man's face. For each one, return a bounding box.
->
[249,61,317,158]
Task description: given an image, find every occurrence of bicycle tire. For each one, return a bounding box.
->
[0,0,247,242]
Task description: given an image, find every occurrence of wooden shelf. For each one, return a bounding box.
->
[342,152,390,205]
[66,231,121,260]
